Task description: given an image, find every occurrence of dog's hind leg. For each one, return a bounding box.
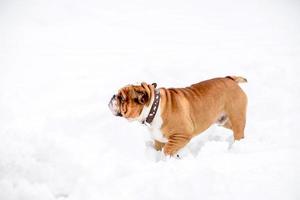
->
[228,107,246,141]
[225,89,247,141]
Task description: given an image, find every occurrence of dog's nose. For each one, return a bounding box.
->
[116,112,122,117]
[109,95,115,103]
[108,95,115,107]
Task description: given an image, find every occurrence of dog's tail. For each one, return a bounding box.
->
[225,76,247,83]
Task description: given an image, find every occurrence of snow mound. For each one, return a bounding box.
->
[1,0,300,199]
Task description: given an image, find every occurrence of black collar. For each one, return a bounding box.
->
[142,89,160,125]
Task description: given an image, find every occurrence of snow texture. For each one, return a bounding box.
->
[0,0,300,199]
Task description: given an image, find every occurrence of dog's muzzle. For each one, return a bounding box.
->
[108,95,122,117]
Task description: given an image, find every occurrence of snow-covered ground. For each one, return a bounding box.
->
[1,0,300,199]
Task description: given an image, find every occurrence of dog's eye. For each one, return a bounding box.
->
[133,98,139,104]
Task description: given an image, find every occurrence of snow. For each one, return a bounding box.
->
[1,0,300,199]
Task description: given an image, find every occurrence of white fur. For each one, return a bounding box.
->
[147,105,168,143]
[133,89,168,143]
[108,98,119,116]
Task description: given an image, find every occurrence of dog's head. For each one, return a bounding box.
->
[108,82,157,120]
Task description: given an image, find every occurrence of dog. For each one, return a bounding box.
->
[108,76,247,156]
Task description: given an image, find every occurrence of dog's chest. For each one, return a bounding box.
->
[147,111,168,143]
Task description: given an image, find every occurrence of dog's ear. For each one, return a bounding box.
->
[141,82,157,89]
[135,91,149,104]
[139,82,154,106]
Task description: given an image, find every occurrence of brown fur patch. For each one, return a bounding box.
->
[158,77,247,155]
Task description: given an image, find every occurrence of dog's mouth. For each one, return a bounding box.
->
[115,112,122,117]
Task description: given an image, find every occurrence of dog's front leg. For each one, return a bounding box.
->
[154,140,165,151]
[163,134,192,156]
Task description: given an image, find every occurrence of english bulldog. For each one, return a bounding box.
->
[108,76,247,156]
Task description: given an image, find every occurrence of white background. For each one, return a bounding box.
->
[0,0,300,199]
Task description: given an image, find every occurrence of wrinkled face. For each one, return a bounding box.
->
[108,82,156,120]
